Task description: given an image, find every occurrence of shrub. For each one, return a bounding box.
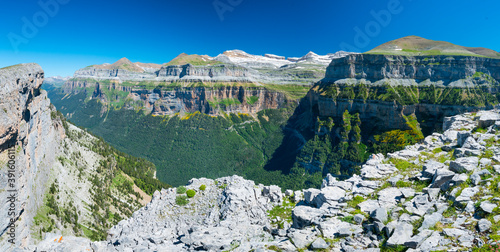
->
[177,186,187,194]
[199,184,206,191]
[186,189,196,198]
[175,195,188,206]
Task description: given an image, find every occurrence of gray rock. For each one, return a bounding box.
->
[388,175,403,187]
[293,190,303,203]
[354,214,365,225]
[314,186,346,207]
[358,200,380,213]
[386,222,413,246]
[404,229,433,249]
[423,188,440,200]
[303,188,321,206]
[480,201,497,213]
[321,173,337,188]
[462,136,482,150]
[311,238,329,249]
[292,206,324,229]
[378,188,403,208]
[478,111,500,128]
[430,168,455,190]
[419,212,442,231]
[263,185,282,202]
[418,231,442,251]
[449,157,479,173]
[371,208,388,224]
[288,227,318,249]
[399,188,416,198]
[455,187,480,202]
[478,219,492,232]
[457,131,471,147]
[373,221,385,234]
[422,161,446,179]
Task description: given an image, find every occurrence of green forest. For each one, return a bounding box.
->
[46,84,427,190]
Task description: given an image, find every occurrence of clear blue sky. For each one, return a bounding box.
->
[1,0,499,77]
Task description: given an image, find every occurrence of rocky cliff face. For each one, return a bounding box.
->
[33,110,500,251]
[305,54,500,134]
[0,64,156,251]
[306,92,492,133]
[0,63,62,250]
[324,54,500,85]
[156,64,253,82]
[128,86,287,116]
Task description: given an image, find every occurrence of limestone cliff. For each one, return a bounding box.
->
[324,54,500,85]
[305,54,500,135]
[0,64,164,251]
[0,63,61,249]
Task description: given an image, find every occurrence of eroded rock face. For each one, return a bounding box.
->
[129,86,288,116]
[324,54,500,84]
[0,64,65,250]
[0,64,44,147]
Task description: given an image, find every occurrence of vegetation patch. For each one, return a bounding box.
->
[175,195,189,206]
[267,197,295,229]
[186,189,196,198]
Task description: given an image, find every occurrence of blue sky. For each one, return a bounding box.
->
[1,0,499,76]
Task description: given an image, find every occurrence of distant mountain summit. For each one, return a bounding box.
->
[366,35,500,58]
[90,57,162,72]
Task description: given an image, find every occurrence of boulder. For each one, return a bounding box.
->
[457,131,471,147]
[455,187,480,202]
[262,185,282,202]
[478,111,500,128]
[386,222,413,246]
[292,206,324,229]
[370,208,388,224]
[478,219,492,232]
[449,157,479,173]
[310,238,329,250]
[358,200,380,213]
[404,229,433,249]
[430,168,455,189]
[419,212,442,231]
[314,186,346,207]
[303,188,321,206]
[353,214,365,225]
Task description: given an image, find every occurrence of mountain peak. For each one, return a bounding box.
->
[164,53,217,66]
[111,57,133,67]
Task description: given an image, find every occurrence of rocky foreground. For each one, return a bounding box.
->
[34,109,500,251]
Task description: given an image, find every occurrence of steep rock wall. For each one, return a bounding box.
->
[0,64,64,250]
[127,86,287,116]
[324,54,500,84]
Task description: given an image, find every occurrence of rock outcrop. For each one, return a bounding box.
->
[0,64,156,251]
[0,63,63,250]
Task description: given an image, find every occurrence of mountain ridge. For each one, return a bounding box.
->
[366,35,500,58]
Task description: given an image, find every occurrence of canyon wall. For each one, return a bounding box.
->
[324,54,500,85]
[0,64,64,250]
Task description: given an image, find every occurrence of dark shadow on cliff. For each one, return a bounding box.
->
[262,95,316,174]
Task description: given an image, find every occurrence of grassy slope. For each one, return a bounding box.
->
[365,35,500,58]
[164,53,223,66]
